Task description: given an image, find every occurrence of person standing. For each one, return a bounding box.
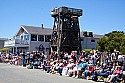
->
[21,52,26,67]
[117,52,124,67]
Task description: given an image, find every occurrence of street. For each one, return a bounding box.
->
[0,63,95,83]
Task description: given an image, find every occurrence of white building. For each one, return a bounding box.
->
[4,25,52,53]
[81,32,103,50]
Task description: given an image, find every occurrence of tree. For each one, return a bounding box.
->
[120,36,125,54]
[96,31,125,54]
[0,48,9,52]
[96,36,107,52]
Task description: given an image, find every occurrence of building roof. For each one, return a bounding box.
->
[93,34,104,38]
[21,25,53,35]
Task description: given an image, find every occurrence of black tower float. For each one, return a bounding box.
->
[51,6,82,53]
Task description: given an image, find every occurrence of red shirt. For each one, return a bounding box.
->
[47,63,51,66]
[89,67,94,73]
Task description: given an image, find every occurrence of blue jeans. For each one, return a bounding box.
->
[98,72,108,78]
[84,70,91,78]
[58,67,63,75]
[22,58,26,66]
[43,65,51,71]
[92,59,95,66]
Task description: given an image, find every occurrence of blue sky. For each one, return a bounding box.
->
[0,0,125,38]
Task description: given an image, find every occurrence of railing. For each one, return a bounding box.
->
[4,39,15,45]
[4,39,29,47]
[15,39,29,45]
[51,7,82,17]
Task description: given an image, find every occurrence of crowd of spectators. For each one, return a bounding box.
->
[0,50,125,83]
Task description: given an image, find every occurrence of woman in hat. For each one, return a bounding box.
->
[84,63,94,79]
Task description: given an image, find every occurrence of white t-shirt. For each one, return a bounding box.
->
[111,53,116,60]
[118,55,123,62]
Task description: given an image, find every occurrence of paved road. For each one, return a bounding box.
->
[0,63,96,83]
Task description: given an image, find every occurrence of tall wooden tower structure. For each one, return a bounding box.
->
[51,6,82,53]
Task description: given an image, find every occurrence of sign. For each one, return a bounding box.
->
[39,44,44,51]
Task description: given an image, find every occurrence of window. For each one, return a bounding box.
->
[38,35,44,41]
[45,35,51,42]
[91,39,95,42]
[23,35,29,45]
[24,35,29,40]
[31,34,37,41]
